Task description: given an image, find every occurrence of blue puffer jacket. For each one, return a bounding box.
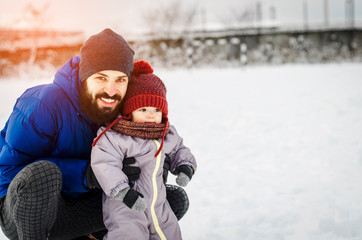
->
[0,56,99,198]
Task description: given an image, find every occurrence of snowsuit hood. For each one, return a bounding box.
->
[53,56,92,122]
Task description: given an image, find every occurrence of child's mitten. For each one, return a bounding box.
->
[175,165,194,187]
[114,187,146,213]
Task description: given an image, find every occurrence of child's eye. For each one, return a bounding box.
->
[139,108,146,112]
[154,108,161,112]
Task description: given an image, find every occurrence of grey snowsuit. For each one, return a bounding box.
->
[91,125,197,240]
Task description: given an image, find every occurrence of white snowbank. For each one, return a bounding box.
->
[0,63,361,240]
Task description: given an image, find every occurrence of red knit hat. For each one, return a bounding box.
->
[122,60,168,120]
[92,60,169,157]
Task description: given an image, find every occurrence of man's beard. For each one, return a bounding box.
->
[79,83,123,125]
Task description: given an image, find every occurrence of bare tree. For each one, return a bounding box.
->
[141,1,198,39]
[14,3,50,64]
[20,3,50,29]
[303,1,309,30]
[220,3,258,29]
[345,0,355,28]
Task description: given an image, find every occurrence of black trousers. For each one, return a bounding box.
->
[0,161,189,240]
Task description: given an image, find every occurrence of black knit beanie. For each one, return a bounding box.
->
[79,28,134,81]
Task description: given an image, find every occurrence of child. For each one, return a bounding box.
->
[91,60,197,240]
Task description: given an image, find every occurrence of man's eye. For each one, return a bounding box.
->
[117,77,128,83]
[96,76,106,80]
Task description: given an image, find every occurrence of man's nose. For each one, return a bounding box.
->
[104,82,117,97]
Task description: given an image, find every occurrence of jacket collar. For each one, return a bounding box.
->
[53,56,95,125]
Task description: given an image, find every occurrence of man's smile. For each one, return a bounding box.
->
[98,97,118,107]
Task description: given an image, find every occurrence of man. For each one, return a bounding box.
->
[0,28,188,240]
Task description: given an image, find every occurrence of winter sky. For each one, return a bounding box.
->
[0,0,362,36]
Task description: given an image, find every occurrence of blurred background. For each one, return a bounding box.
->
[1,1,362,240]
[0,0,361,77]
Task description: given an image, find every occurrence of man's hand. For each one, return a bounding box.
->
[86,157,141,190]
[85,163,101,190]
[122,157,141,187]
[162,154,171,183]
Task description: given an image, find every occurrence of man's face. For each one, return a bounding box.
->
[80,70,129,125]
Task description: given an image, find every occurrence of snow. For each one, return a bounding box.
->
[0,63,362,239]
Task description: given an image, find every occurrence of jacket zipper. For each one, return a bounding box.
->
[151,140,166,240]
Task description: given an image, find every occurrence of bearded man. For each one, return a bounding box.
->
[0,28,189,240]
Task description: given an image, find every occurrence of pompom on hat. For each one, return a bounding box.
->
[122,60,168,119]
[79,28,134,81]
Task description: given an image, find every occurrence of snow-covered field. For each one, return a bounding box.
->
[0,63,362,239]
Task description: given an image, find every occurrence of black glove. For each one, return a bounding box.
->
[85,163,101,190]
[114,187,146,213]
[163,154,171,183]
[175,165,194,187]
[122,157,141,187]
[86,157,141,190]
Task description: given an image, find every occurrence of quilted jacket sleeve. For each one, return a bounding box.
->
[91,128,129,197]
[167,126,197,174]
[0,93,89,197]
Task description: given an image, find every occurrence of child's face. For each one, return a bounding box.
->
[131,107,162,124]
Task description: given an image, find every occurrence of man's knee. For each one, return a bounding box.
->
[9,161,62,197]
[165,184,189,220]
[1,161,63,239]
[24,161,62,181]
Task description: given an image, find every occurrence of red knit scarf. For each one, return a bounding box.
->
[111,119,170,139]
[92,116,170,157]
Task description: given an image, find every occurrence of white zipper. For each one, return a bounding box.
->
[150,139,166,240]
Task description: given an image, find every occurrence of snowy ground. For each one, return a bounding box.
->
[0,63,362,239]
